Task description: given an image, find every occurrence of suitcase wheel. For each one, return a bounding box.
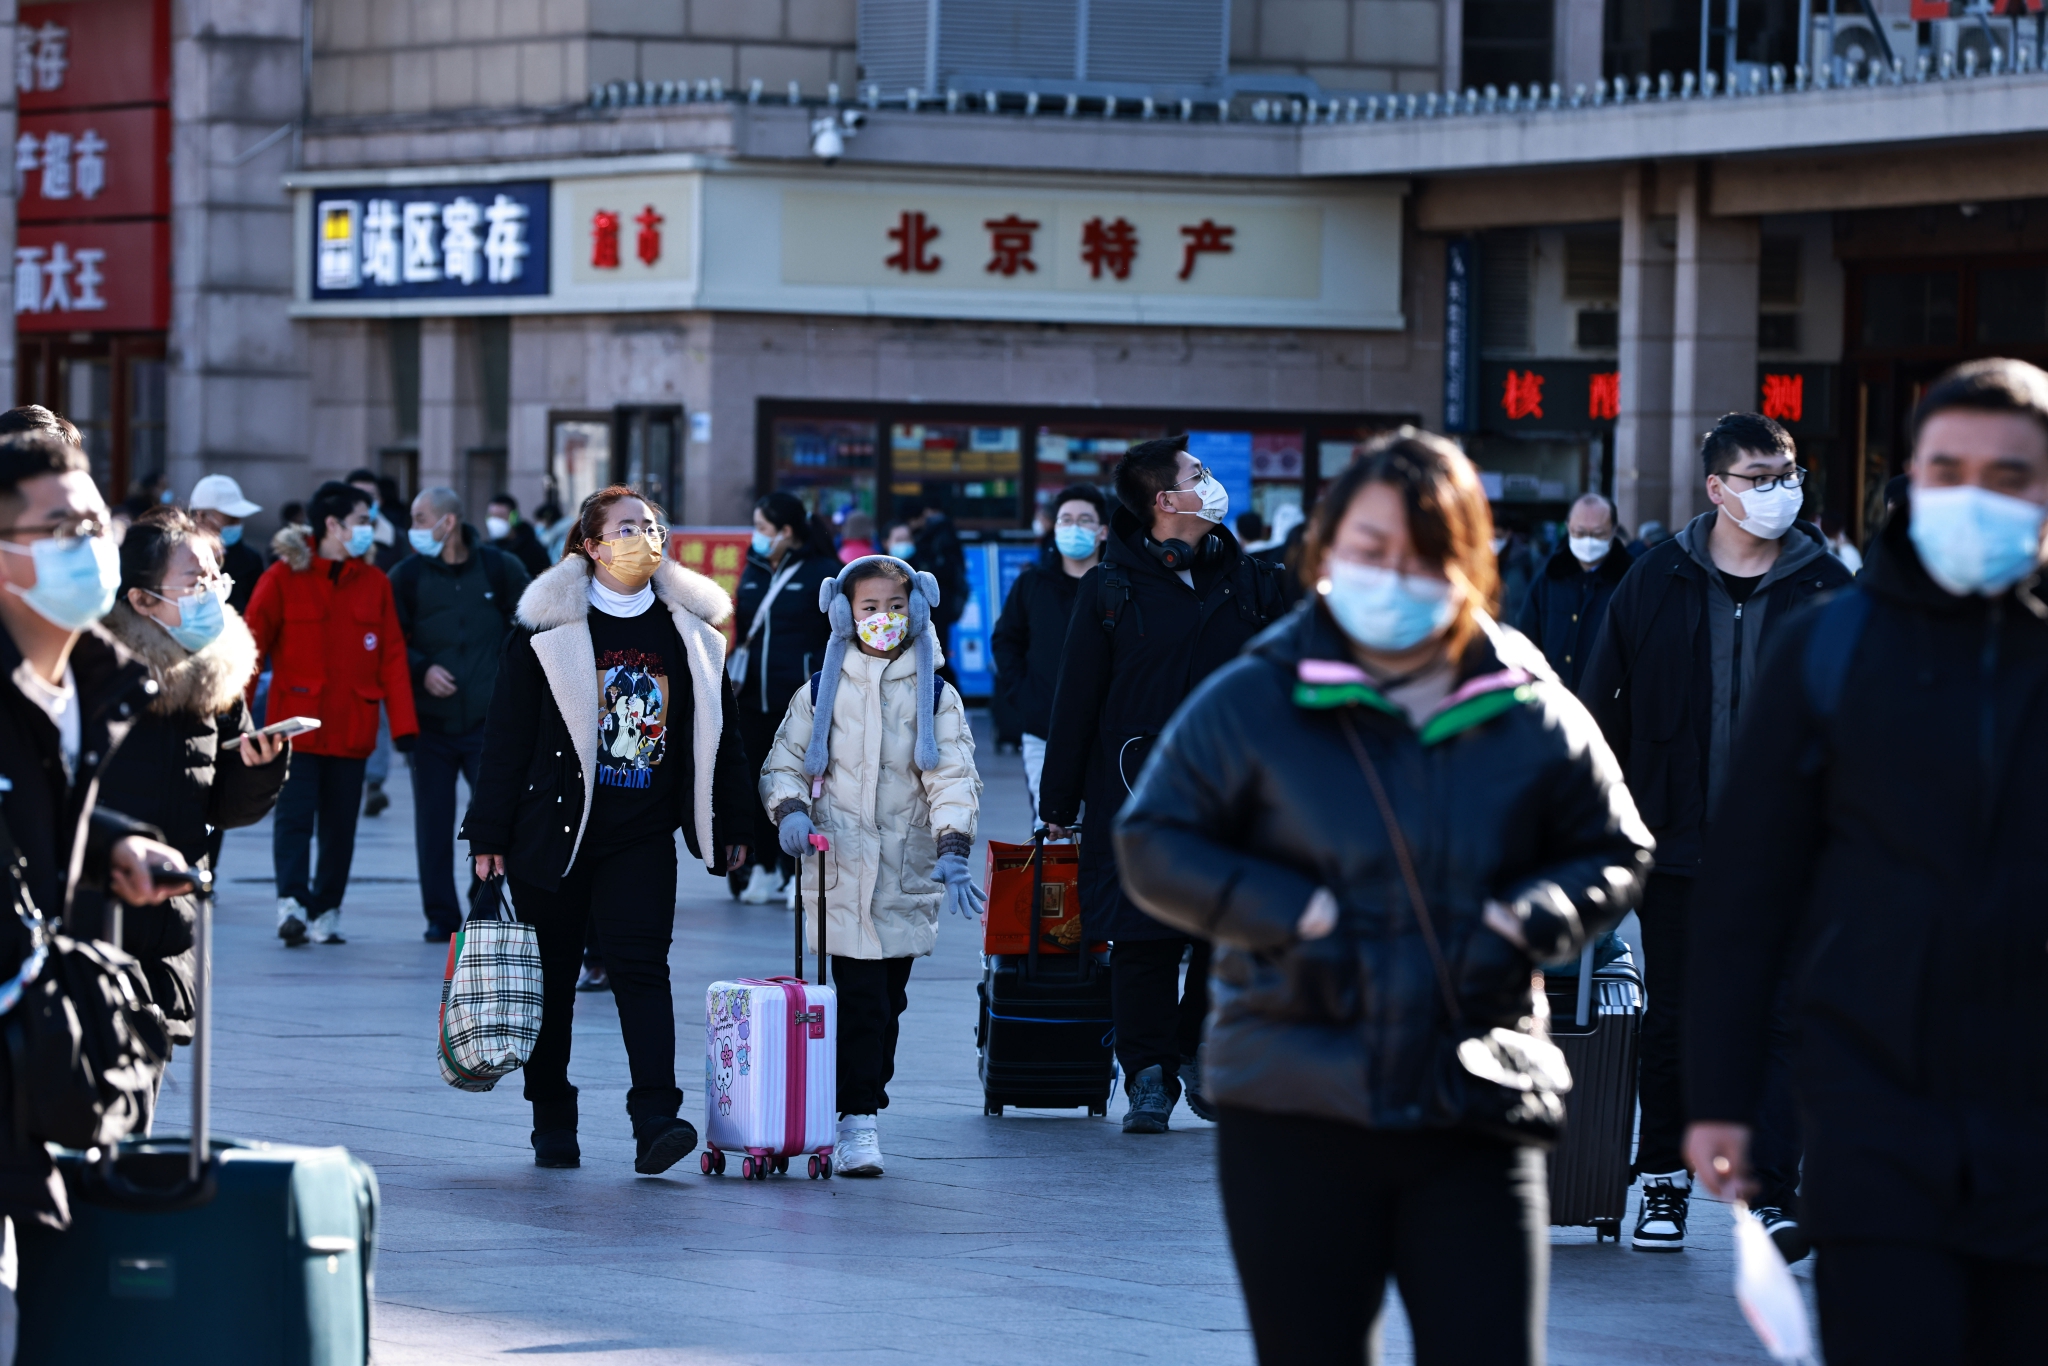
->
[984,1102,1003,1117]
[1593,1220,1620,1243]
[741,1156,758,1179]
[774,1156,789,1175]
[808,1154,824,1179]
[1089,1102,1107,1118]
[700,1151,715,1176]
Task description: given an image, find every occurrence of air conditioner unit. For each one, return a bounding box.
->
[1932,16,2018,73]
[1810,13,1918,73]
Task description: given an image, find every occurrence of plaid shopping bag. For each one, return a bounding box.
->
[437,876,543,1092]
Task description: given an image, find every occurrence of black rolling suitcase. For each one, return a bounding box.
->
[1544,941,1643,1241]
[976,829,1114,1117]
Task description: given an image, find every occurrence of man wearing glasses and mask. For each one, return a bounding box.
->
[1582,411,1851,1259]
[0,430,191,1250]
[1038,438,1290,1135]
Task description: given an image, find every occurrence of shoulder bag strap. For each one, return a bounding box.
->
[1336,712,1462,1025]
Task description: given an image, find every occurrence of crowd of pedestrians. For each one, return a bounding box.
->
[6,356,2048,1364]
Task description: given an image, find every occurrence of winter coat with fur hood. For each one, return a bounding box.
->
[462,554,755,886]
[758,556,982,961]
[74,599,287,1035]
[244,524,419,758]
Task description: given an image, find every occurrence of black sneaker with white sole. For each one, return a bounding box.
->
[1633,1171,1690,1252]
[1753,1205,1811,1264]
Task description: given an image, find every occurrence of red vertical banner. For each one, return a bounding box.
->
[667,529,752,647]
[15,221,170,332]
[16,106,171,222]
[17,0,172,113]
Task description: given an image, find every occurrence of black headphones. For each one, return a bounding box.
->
[1145,534,1219,573]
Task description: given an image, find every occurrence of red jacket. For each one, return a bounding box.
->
[245,526,418,759]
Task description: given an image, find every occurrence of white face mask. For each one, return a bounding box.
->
[1723,480,1803,541]
[1167,469,1229,526]
[1568,535,1610,566]
[485,516,512,541]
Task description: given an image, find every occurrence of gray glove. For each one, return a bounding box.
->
[778,810,818,860]
[933,852,986,919]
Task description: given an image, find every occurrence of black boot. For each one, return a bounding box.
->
[531,1094,580,1169]
[632,1115,699,1175]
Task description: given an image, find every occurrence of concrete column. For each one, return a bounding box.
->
[1668,164,1760,530]
[506,316,552,514]
[418,318,459,492]
[1615,164,1675,538]
[1555,0,1604,91]
[1441,1,1463,94]
[167,0,307,535]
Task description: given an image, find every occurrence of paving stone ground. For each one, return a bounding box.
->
[176,715,1803,1364]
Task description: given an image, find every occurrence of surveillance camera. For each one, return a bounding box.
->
[809,114,845,163]
[811,108,864,162]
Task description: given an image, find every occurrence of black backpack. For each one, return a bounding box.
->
[393,545,518,634]
[1095,553,1291,637]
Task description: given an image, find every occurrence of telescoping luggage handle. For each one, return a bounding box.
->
[792,833,832,985]
[1027,825,1090,984]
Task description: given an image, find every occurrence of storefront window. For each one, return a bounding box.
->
[889,423,1022,530]
[1465,435,1593,511]
[1862,271,1959,350]
[1034,423,1166,522]
[129,358,165,486]
[1249,430,1306,533]
[772,416,877,522]
[62,357,112,493]
[1977,266,2048,345]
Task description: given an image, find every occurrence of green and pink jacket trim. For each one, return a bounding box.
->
[1292,657,1536,746]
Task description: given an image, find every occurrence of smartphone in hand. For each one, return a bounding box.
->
[252,716,321,741]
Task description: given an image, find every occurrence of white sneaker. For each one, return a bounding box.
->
[307,909,346,945]
[834,1116,884,1177]
[276,897,308,946]
[739,864,778,905]
[1632,1169,1691,1252]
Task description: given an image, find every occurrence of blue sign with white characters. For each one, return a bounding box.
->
[310,181,550,300]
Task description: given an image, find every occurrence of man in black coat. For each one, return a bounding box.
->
[391,488,532,940]
[0,432,188,1236]
[487,493,554,578]
[991,483,1106,815]
[1580,411,1851,1255]
[1039,437,1290,1133]
[1686,360,2048,1362]
[1515,492,1631,692]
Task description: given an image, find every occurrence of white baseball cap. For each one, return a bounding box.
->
[188,474,261,518]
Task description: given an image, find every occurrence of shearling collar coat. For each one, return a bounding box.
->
[462,554,756,884]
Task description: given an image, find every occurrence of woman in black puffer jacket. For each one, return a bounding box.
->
[1115,430,1653,1366]
[78,509,288,1109]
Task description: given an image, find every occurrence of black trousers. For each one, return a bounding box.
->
[411,724,486,931]
[1110,936,1211,1087]
[735,702,788,872]
[1817,1241,2048,1365]
[272,753,367,915]
[1640,871,1802,1205]
[832,955,913,1116]
[1218,1108,1547,1366]
[512,837,681,1122]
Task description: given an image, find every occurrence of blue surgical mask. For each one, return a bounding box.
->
[151,584,226,652]
[886,541,916,561]
[1910,484,2048,596]
[345,524,376,559]
[218,524,243,547]
[0,533,121,631]
[1320,560,1459,652]
[751,529,776,556]
[1054,525,1099,560]
[408,527,444,557]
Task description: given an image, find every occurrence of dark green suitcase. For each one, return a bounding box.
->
[14,889,378,1365]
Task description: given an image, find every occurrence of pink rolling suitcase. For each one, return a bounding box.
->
[702,835,838,1180]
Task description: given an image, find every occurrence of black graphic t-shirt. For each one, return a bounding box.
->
[585,600,691,855]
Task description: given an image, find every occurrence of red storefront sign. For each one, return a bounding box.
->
[16,105,169,222]
[15,220,169,331]
[18,0,171,113]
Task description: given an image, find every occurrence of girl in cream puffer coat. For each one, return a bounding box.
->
[759,555,982,1176]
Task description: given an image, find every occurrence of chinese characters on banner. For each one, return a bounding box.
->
[1478,362,1622,434]
[1501,369,1545,422]
[667,530,751,647]
[1760,372,1804,424]
[311,182,551,300]
[1587,371,1620,421]
[588,206,666,270]
[16,0,172,332]
[879,208,1239,282]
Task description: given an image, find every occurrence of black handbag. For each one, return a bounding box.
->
[0,809,168,1152]
[1337,714,1570,1149]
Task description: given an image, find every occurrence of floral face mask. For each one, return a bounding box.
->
[855,610,909,652]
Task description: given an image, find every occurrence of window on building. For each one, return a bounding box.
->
[1758,312,1801,352]
[1760,235,1802,306]
[1480,228,1533,354]
[1463,0,1556,92]
[1576,309,1619,350]
[477,316,511,445]
[1977,266,2048,345]
[890,423,1024,531]
[1862,271,1959,350]
[549,413,610,514]
[770,416,879,523]
[1564,229,1621,300]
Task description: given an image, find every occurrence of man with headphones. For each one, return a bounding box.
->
[1039,436,1290,1135]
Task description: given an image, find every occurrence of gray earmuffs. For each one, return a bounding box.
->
[804,555,942,778]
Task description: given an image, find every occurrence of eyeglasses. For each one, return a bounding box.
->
[1166,463,1213,494]
[0,515,112,542]
[605,522,668,543]
[1719,467,1807,493]
[1054,514,1100,528]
